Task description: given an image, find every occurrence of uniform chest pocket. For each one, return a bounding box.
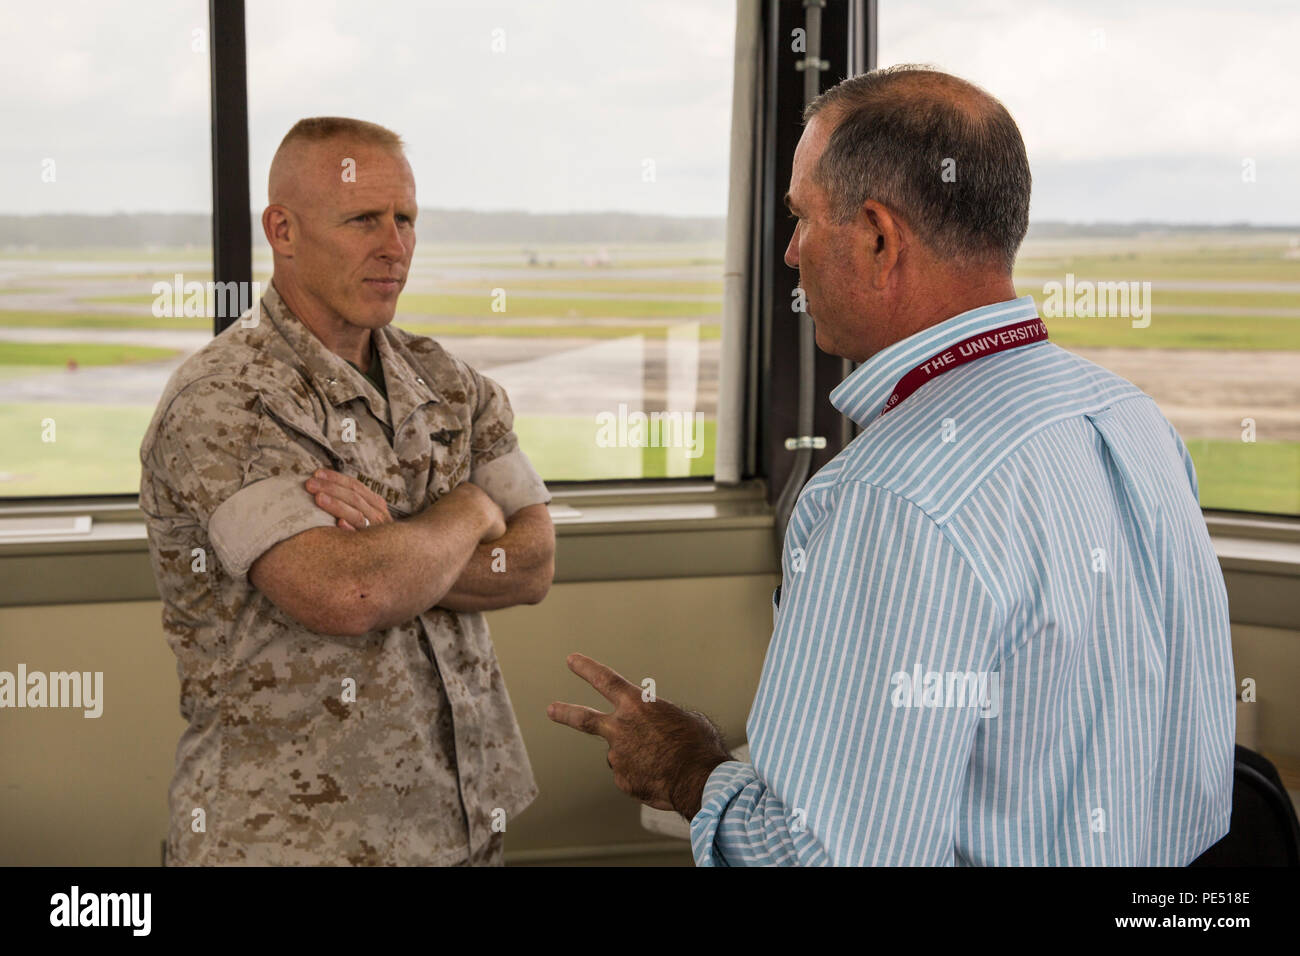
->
[426,430,471,499]
[410,411,471,502]
[349,425,469,515]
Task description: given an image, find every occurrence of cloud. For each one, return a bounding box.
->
[3,0,1295,223]
[880,0,1300,162]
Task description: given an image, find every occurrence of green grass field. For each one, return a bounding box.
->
[1037,311,1300,350]
[0,405,715,496]
[515,416,716,481]
[5,300,1281,349]
[1015,243,1300,282]
[86,290,722,321]
[1015,284,1300,311]
[1,238,1297,513]
[416,256,724,270]
[402,321,720,340]
[0,400,1284,511]
[83,276,725,297]
[1186,440,1300,515]
[0,309,212,331]
[433,278,724,296]
[0,404,155,495]
[0,343,178,366]
[0,247,212,262]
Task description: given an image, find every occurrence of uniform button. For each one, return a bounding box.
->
[416,377,425,385]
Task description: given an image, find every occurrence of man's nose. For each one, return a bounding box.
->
[783,225,799,269]
[377,217,408,260]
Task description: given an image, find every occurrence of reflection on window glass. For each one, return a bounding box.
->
[0,2,211,497]
[882,0,1300,515]
[247,0,735,481]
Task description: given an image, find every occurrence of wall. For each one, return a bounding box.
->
[0,574,777,866]
[1,584,1295,865]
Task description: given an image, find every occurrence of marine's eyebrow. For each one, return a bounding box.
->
[340,206,417,220]
[784,192,801,215]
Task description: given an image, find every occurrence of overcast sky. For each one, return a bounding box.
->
[3,0,1297,224]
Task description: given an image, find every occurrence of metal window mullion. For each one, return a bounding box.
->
[208,0,252,336]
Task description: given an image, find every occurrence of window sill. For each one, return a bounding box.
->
[0,492,1296,628]
[0,481,780,606]
[1203,512,1300,629]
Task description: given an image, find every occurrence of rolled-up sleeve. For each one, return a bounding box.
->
[208,474,335,579]
[466,368,550,517]
[691,761,830,866]
[145,376,336,581]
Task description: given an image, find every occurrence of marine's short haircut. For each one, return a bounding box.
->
[804,65,1031,275]
[275,117,406,155]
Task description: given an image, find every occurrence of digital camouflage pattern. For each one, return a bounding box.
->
[139,282,548,865]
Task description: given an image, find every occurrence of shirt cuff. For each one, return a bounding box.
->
[470,447,551,518]
[689,760,758,867]
[209,474,337,581]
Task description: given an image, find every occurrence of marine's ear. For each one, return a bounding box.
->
[262,204,296,257]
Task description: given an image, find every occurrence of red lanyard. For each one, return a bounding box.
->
[879,317,1048,416]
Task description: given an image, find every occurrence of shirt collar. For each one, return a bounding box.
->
[344,335,379,374]
[830,294,1041,425]
[261,281,440,429]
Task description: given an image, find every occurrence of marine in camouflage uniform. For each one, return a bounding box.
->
[139,281,549,865]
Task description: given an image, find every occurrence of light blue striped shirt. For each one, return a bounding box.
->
[691,295,1235,866]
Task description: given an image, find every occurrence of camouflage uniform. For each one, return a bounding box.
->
[139,282,547,866]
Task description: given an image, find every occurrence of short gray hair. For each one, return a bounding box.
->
[804,65,1031,274]
[275,117,406,155]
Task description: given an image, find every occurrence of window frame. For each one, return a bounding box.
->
[0,0,1296,619]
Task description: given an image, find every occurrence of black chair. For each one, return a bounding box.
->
[1191,744,1300,866]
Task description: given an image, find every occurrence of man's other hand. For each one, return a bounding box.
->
[307,470,506,542]
[305,468,394,531]
[440,481,507,542]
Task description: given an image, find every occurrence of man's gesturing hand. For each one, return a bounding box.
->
[547,653,730,820]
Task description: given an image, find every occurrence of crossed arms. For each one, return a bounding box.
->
[249,470,554,637]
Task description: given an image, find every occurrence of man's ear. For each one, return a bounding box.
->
[861,199,903,290]
[261,205,294,257]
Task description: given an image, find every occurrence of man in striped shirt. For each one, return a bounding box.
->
[548,65,1235,865]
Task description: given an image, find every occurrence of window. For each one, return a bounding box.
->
[0,1,211,498]
[881,0,1300,515]
[246,0,736,481]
